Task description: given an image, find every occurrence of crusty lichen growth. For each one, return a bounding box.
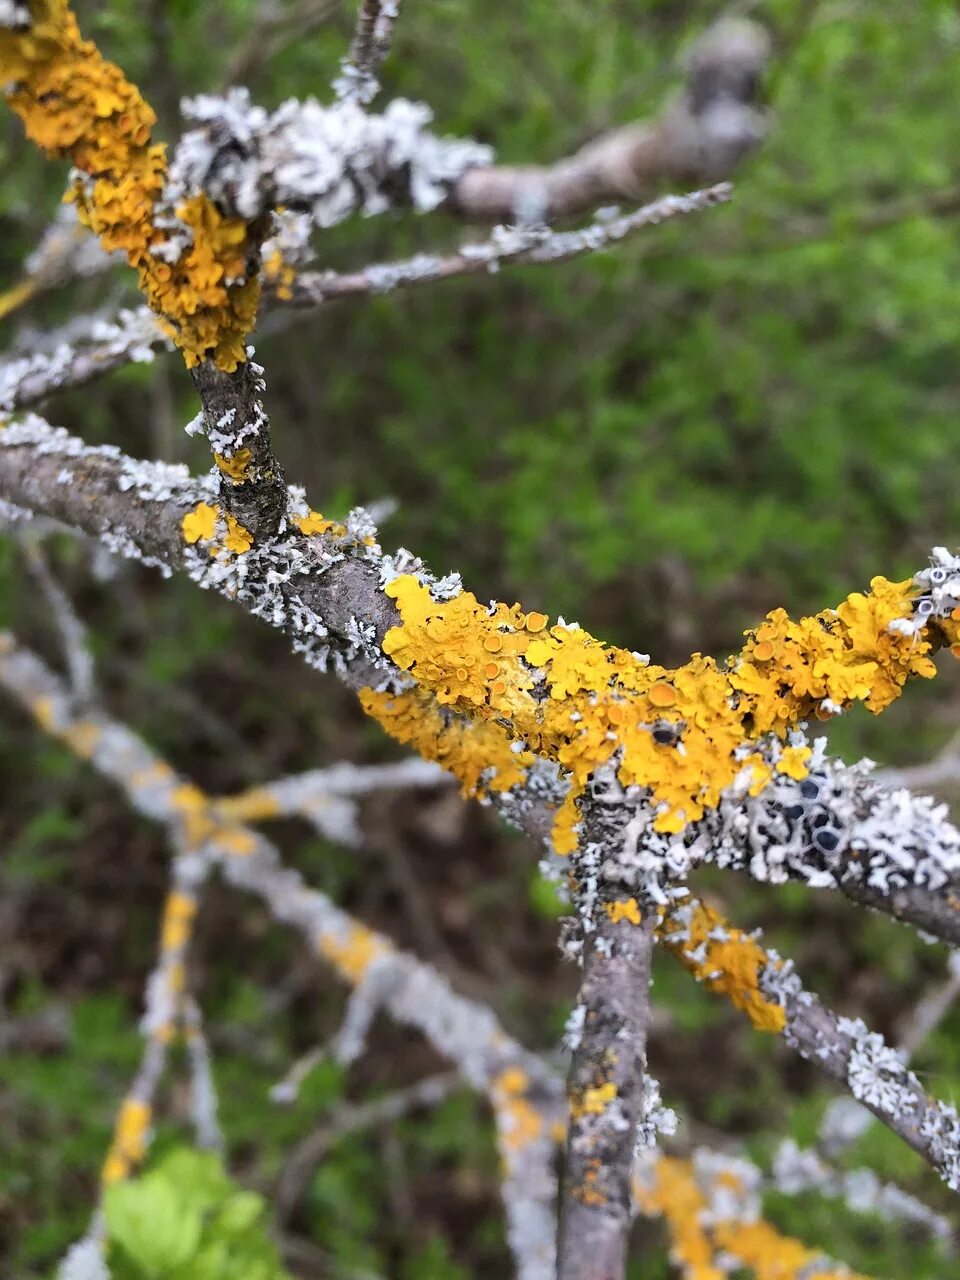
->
[658,900,786,1033]
[378,573,935,848]
[711,1218,867,1280]
[0,1,258,370]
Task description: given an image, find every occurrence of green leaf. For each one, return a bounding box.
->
[105,1176,202,1277]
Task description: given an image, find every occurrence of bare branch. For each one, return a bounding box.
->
[451,20,769,223]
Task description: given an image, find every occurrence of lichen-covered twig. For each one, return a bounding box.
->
[0,308,168,416]
[4,420,960,952]
[283,185,732,307]
[19,539,95,702]
[213,756,448,844]
[1,188,732,415]
[559,901,659,1280]
[660,895,960,1190]
[336,0,404,105]
[0,631,563,1280]
[772,1138,953,1245]
[635,1148,875,1280]
[558,789,669,1280]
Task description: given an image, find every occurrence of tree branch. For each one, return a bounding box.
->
[450,20,769,222]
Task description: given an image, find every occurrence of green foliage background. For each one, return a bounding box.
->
[2,1,960,1276]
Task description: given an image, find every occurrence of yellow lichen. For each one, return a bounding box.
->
[1,2,259,370]
[605,898,642,925]
[659,901,786,1034]
[181,502,252,555]
[571,1081,618,1118]
[712,1219,869,1280]
[294,510,346,537]
[359,686,536,797]
[212,787,282,823]
[214,448,253,482]
[317,922,388,984]
[634,1158,722,1280]
[223,514,253,555]
[182,501,218,544]
[159,890,196,952]
[101,1097,151,1185]
[375,573,933,846]
[263,246,295,300]
[492,1068,544,1152]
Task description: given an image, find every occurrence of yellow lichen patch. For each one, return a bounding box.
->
[100,1097,151,1186]
[30,695,56,732]
[605,898,642,926]
[634,1158,723,1280]
[294,510,346,538]
[318,922,389,984]
[712,1219,869,1280]
[1,2,259,370]
[159,890,196,952]
[571,1081,617,1119]
[181,502,253,555]
[659,901,786,1034]
[182,501,218,544]
[576,1158,606,1206]
[263,246,295,301]
[0,276,38,320]
[214,448,252,482]
[212,787,282,823]
[377,573,933,845]
[223,514,253,555]
[61,720,101,759]
[359,686,536,797]
[492,1068,544,1152]
[213,824,257,856]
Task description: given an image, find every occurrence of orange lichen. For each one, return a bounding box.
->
[101,1097,151,1185]
[376,573,933,845]
[659,901,786,1033]
[317,922,388,984]
[223,513,253,554]
[0,1,259,369]
[213,787,282,823]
